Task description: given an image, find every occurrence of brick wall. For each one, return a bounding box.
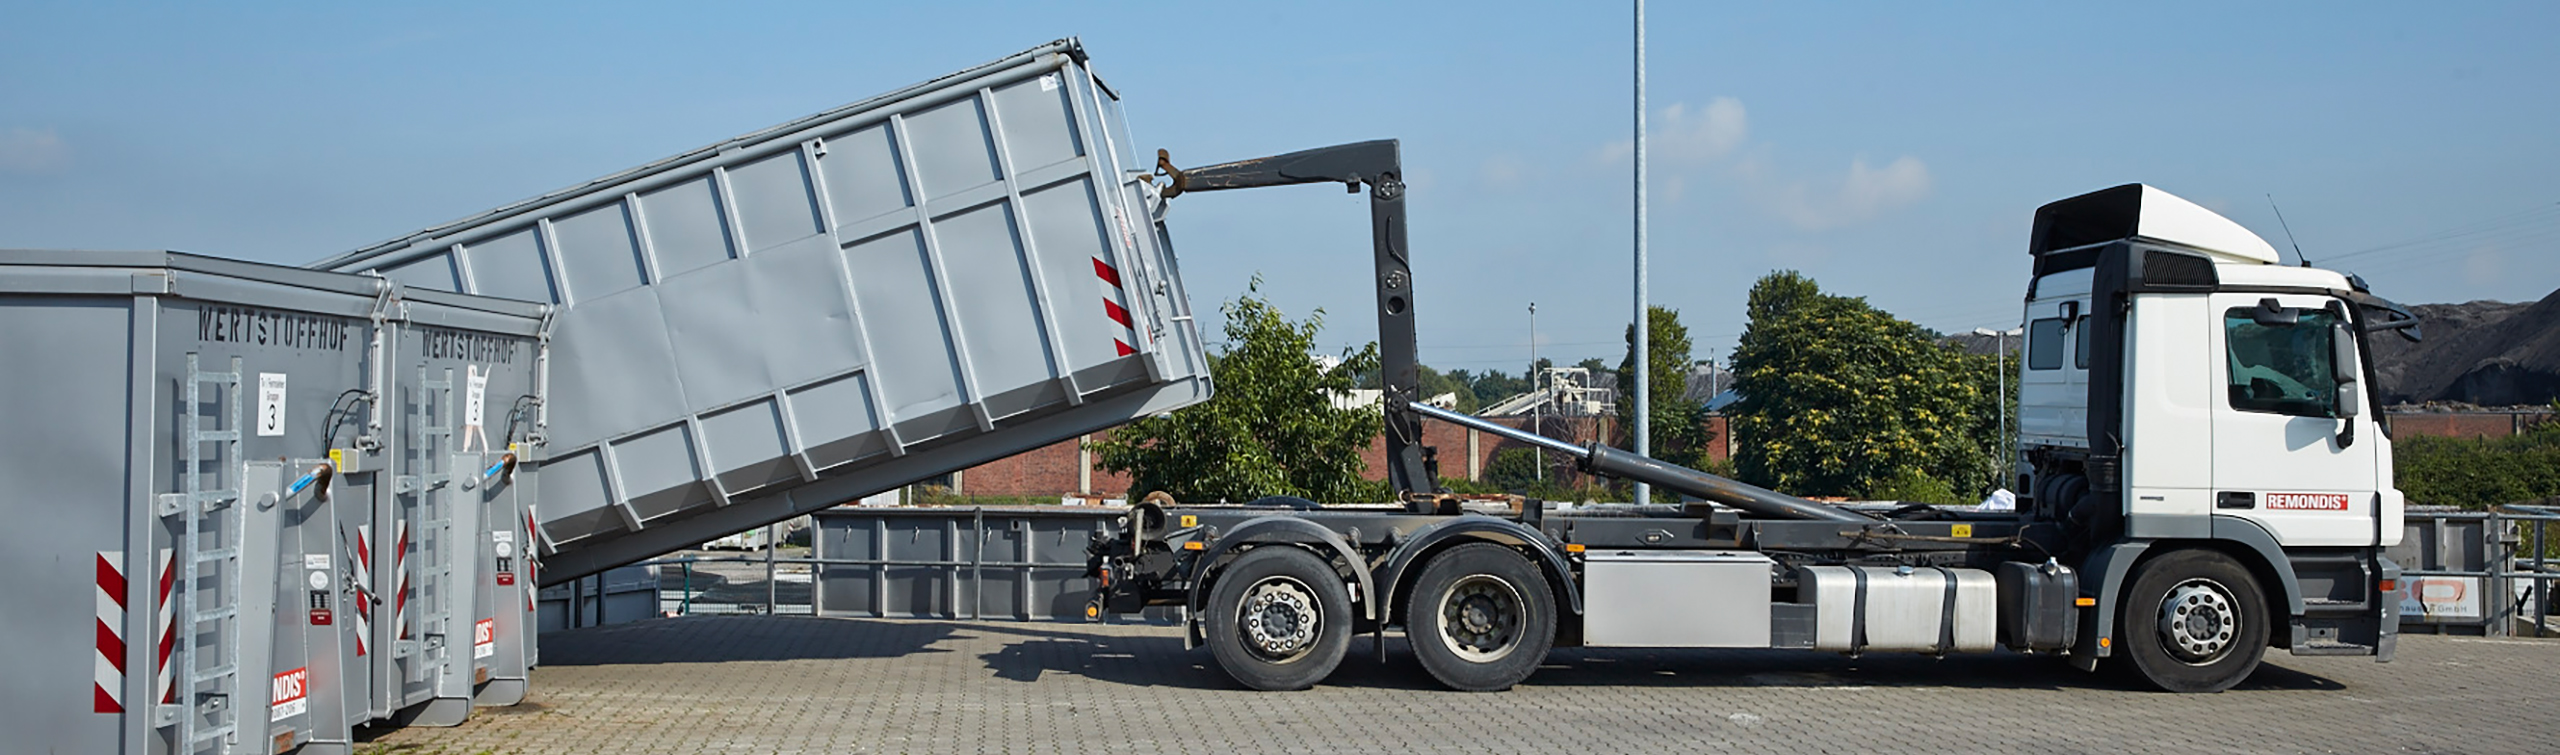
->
[952,433,1130,499]
[2386,411,2555,440]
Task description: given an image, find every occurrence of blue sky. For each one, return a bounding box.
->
[5,2,2555,373]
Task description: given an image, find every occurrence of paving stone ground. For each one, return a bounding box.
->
[355,616,2558,755]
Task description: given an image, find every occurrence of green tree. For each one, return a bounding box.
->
[1089,280,1388,503]
[1460,368,1524,408]
[1727,271,2002,502]
[1616,306,1711,467]
[1482,447,1546,492]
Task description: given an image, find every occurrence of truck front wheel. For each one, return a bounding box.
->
[1406,543,1556,691]
[1203,546,1352,690]
[2119,549,2270,693]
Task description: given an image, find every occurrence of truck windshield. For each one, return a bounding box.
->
[2224,308,2339,417]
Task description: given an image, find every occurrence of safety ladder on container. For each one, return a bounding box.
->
[156,354,245,753]
[397,367,454,661]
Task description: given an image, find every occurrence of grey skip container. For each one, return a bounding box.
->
[309,39,1212,584]
[0,250,545,754]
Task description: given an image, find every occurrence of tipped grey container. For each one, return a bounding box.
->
[311,39,1211,582]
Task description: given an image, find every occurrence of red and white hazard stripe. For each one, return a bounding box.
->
[524,508,540,613]
[153,549,175,705]
[395,520,411,639]
[95,552,126,714]
[1094,257,1140,357]
[343,524,373,657]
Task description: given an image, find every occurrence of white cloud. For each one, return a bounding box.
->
[1838,155,1932,218]
[1479,153,1529,189]
[0,128,70,174]
[1591,98,1931,228]
[2462,247,2503,286]
[1765,155,1933,231]
[1599,97,1747,165]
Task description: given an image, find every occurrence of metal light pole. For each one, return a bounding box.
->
[1632,0,1651,505]
[1530,302,1543,483]
[1975,327,2021,486]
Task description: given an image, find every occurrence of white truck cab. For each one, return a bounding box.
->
[2018,184,2415,688]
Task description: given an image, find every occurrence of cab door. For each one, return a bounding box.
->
[2206,292,2380,546]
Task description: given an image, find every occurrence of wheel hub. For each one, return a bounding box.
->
[2157,578,2240,664]
[1242,578,1320,661]
[1439,575,1523,663]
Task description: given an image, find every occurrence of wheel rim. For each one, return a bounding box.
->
[1436,574,1524,663]
[1238,576,1322,663]
[2156,577,2241,665]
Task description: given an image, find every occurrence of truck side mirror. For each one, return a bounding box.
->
[2333,322,2362,419]
[2252,298,2297,326]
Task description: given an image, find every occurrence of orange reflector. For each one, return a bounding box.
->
[1565,543,1586,553]
[1085,604,1100,619]
[2099,637,2111,649]
[2378,579,2398,593]
[2074,597,2096,607]
[1183,541,1205,551]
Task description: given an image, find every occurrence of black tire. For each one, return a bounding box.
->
[1202,546,1352,691]
[1405,543,1556,692]
[2117,549,2270,693]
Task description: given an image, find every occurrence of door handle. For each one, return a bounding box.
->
[2216,492,2255,509]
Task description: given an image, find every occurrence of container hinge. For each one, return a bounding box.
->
[368,277,408,324]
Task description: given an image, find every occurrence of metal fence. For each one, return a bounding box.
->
[2392,505,2558,637]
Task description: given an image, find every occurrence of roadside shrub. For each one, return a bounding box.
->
[2394,419,2560,509]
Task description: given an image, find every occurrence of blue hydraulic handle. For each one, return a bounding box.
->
[286,463,333,497]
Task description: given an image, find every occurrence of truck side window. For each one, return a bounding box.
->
[2027,317,2065,370]
[2223,307,2340,417]
[2073,315,2091,369]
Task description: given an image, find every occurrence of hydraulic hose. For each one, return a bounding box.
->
[1404,402,1871,523]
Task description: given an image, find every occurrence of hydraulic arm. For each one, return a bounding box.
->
[1156,140,1438,501]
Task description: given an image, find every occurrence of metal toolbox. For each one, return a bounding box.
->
[1583,550,1773,648]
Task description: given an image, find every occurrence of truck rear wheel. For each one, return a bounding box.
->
[1406,543,1555,692]
[1203,546,1352,691]
[2119,549,2269,693]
